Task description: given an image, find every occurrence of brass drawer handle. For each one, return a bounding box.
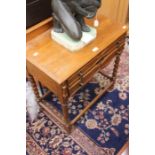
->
[96,57,104,65]
[79,82,84,87]
[116,41,120,48]
[78,71,83,77]
[78,71,84,87]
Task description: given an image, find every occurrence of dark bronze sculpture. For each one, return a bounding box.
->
[51,0,101,40]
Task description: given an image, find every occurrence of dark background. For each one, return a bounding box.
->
[26,0,51,28]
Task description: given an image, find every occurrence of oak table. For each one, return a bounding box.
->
[26,16,127,133]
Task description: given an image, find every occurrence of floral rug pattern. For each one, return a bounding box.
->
[27,112,88,155]
[26,44,129,155]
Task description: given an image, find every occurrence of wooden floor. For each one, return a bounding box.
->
[122,147,129,155]
[117,142,129,155]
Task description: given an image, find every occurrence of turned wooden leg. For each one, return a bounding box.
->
[28,75,41,102]
[60,84,71,133]
[110,50,122,89]
[61,103,71,133]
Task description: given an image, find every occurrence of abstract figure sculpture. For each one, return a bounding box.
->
[51,0,101,41]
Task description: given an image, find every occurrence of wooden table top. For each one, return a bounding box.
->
[26,16,127,84]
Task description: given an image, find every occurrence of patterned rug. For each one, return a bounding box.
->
[26,44,129,155]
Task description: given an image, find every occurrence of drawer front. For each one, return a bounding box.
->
[101,35,126,58]
[68,79,81,95]
[67,35,126,95]
[68,56,100,86]
[68,61,100,95]
[100,44,125,69]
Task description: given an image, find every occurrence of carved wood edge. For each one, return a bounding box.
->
[26,17,53,42]
[26,17,52,34]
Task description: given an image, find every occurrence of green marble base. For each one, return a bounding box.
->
[51,26,96,52]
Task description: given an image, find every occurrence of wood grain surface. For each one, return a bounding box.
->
[26,16,127,84]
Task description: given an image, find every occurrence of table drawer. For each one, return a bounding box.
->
[68,55,100,87]
[68,79,81,95]
[100,44,125,69]
[101,35,125,58]
[68,60,100,95]
[67,35,126,95]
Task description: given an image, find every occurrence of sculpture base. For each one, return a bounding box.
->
[51,26,96,52]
